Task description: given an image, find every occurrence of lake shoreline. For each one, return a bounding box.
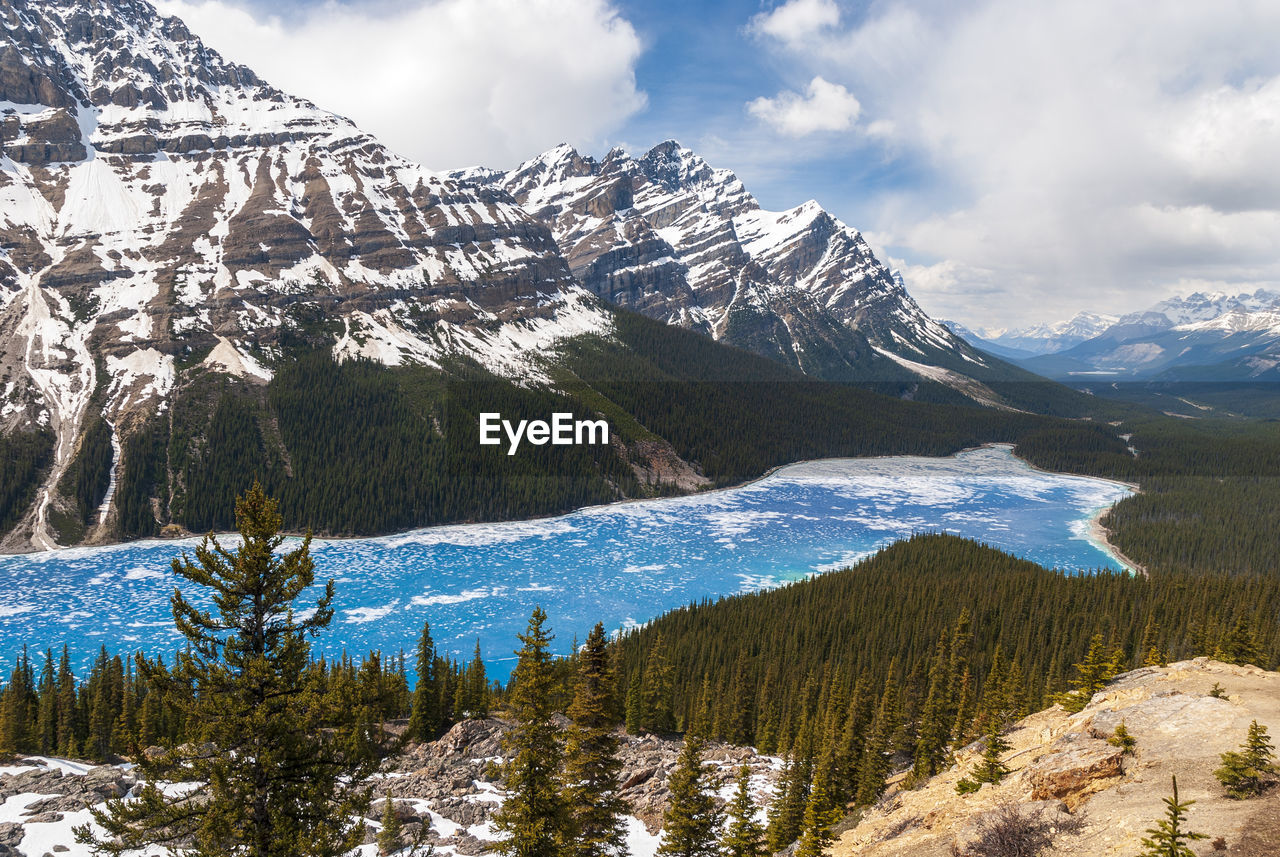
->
[0,444,1142,576]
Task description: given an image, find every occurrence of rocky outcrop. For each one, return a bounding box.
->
[460,142,989,390]
[381,717,776,839]
[0,718,777,855]
[1025,740,1126,807]
[833,659,1280,857]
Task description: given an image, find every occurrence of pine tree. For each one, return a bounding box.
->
[1138,776,1207,856]
[911,633,953,781]
[974,719,1010,785]
[1216,617,1265,667]
[494,607,567,857]
[55,646,79,757]
[949,667,976,752]
[75,483,373,857]
[1059,634,1116,713]
[35,650,56,755]
[1,648,34,755]
[1214,720,1277,798]
[406,622,440,742]
[641,637,675,734]
[1140,619,1166,667]
[1109,722,1136,756]
[453,665,474,719]
[624,670,643,735]
[765,752,811,851]
[377,794,402,855]
[854,670,899,806]
[721,765,765,857]
[724,655,753,746]
[973,645,1009,735]
[563,623,628,857]
[655,731,721,857]
[469,641,490,718]
[794,773,841,857]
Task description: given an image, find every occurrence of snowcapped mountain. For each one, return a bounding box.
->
[0,0,613,548]
[1020,290,1280,381]
[0,0,1051,552]
[457,142,992,385]
[982,312,1118,356]
[945,312,1119,359]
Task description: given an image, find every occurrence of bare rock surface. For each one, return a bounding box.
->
[0,719,777,855]
[832,658,1280,857]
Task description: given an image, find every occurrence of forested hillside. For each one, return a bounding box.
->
[614,534,1279,750]
[50,312,1076,543]
[611,533,1280,845]
[1015,416,1280,576]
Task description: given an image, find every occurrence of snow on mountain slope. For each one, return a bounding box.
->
[1135,289,1280,330]
[968,311,1119,356]
[0,0,610,548]
[1019,290,1280,381]
[459,141,988,386]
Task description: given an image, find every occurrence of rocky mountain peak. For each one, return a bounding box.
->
[471,140,983,388]
[0,0,606,550]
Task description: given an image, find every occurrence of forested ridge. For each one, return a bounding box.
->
[1015,416,1280,576]
[47,311,1074,543]
[613,534,1279,750]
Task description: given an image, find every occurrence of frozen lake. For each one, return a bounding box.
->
[0,445,1134,679]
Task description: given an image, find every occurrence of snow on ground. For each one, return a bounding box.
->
[202,336,273,381]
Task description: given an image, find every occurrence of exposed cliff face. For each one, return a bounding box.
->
[836,659,1280,857]
[461,142,989,387]
[0,0,610,549]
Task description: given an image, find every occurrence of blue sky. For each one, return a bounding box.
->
[155,0,1280,329]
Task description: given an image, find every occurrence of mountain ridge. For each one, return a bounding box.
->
[0,0,1093,552]
[456,139,999,391]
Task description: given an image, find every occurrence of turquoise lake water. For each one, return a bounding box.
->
[0,445,1134,679]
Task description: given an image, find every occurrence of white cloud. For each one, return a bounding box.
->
[748,76,861,136]
[153,0,646,170]
[750,0,1280,326]
[748,0,840,44]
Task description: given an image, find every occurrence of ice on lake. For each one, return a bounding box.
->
[0,445,1133,680]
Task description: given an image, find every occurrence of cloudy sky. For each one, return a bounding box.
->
[153,0,1280,330]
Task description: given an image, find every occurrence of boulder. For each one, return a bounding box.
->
[1025,739,1125,807]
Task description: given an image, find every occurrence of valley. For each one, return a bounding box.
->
[1,2,1279,857]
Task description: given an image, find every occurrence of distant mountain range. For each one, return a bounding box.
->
[948,291,1280,383]
[1,0,1068,551]
[943,312,1118,359]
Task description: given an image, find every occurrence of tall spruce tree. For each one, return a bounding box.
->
[75,482,373,857]
[640,636,675,733]
[563,623,628,857]
[655,731,721,857]
[721,765,765,857]
[494,607,567,857]
[911,632,953,781]
[406,622,440,742]
[854,670,900,806]
[469,641,490,718]
[765,752,812,851]
[793,774,841,857]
